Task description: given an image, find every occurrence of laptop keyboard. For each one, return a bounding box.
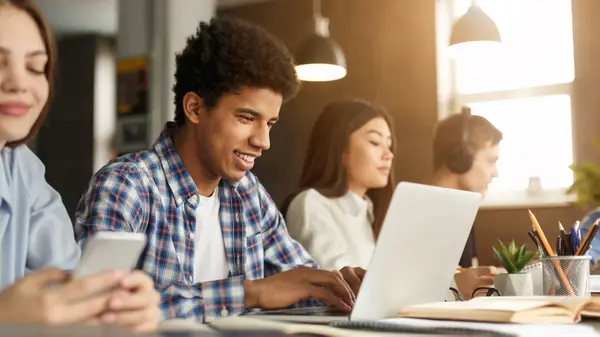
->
[244,306,347,316]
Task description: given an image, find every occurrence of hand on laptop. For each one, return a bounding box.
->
[338,266,365,296]
[454,266,496,300]
[0,267,123,325]
[98,270,160,332]
[244,267,354,312]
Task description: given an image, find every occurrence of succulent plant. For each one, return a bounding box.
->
[493,239,537,274]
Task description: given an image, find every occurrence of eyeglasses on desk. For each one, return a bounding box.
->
[448,286,502,301]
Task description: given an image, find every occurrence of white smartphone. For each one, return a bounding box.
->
[73,231,147,278]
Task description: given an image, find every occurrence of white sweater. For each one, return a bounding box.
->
[285,188,375,270]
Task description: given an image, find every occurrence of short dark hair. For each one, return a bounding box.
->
[172,17,300,125]
[4,0,55,148]
[433,111,503,172]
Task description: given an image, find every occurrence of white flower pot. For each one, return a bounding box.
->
[494,273,534,296]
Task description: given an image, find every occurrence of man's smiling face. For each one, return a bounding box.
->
[192,86,282,181]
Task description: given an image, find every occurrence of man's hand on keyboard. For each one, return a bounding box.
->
[244,266,354,312]
[339,266,365,297]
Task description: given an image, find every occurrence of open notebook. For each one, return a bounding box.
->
[397,296,600,324]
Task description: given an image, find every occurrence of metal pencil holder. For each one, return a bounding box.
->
[540,255,591,296]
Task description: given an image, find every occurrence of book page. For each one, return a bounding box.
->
[381,318,599,337]
[404,299,555,312]
[470,296,591,312]
[583,297,600,313]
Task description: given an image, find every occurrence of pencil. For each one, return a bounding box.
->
[581,225,598,256]
[576,219,600,256]
[528,210,556,256]
[528,210,575,296]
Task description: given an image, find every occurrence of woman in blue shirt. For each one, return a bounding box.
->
[0,0,158,331]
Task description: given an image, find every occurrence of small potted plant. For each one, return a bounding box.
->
[493,239,537,296]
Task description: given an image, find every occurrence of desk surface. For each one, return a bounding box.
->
[0,324,295,337]
[1,320,600,337]
[0,324,485,337]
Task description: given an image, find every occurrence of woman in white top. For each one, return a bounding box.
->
[283,99,493,299]
[283,100,394,270]
[0,0,158,329]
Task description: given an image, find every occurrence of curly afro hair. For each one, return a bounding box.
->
[172,17,300,125]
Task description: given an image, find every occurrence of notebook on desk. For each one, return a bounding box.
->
[242,182,483,323]
[397,296,600,324]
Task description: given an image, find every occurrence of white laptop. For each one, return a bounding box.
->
[241,181,483,323]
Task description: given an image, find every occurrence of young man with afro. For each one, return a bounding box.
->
[74,17,364,323]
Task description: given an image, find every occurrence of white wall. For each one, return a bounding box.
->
[93,39,117,171]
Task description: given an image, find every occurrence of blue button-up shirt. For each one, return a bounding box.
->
[0,145,80,289]
[74,123,319,323]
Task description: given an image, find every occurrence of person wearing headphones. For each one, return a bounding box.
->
[432,107,504,299]
[433,107,502,199]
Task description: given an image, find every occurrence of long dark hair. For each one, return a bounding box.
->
[2,0,55,148]
[282,99,397,239]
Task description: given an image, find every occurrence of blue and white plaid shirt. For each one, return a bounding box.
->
[74,122,319,322]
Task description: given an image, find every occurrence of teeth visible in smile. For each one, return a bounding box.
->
[235,151,255,163]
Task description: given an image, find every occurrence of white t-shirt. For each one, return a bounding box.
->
[285,188,375,270]
[193,188,229,283]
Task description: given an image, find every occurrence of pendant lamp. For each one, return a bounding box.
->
[448,0,501,58]
[295,0,346,82]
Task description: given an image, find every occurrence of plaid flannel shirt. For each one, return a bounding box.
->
[74,122,319,323]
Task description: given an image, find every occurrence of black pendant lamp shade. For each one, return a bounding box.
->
[295,2,346,82]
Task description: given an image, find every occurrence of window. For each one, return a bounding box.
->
[468,95,573,190]
[445,0,575,207]
[452,0,574,94]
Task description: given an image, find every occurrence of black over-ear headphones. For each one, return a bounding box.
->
[446,106,474,174]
